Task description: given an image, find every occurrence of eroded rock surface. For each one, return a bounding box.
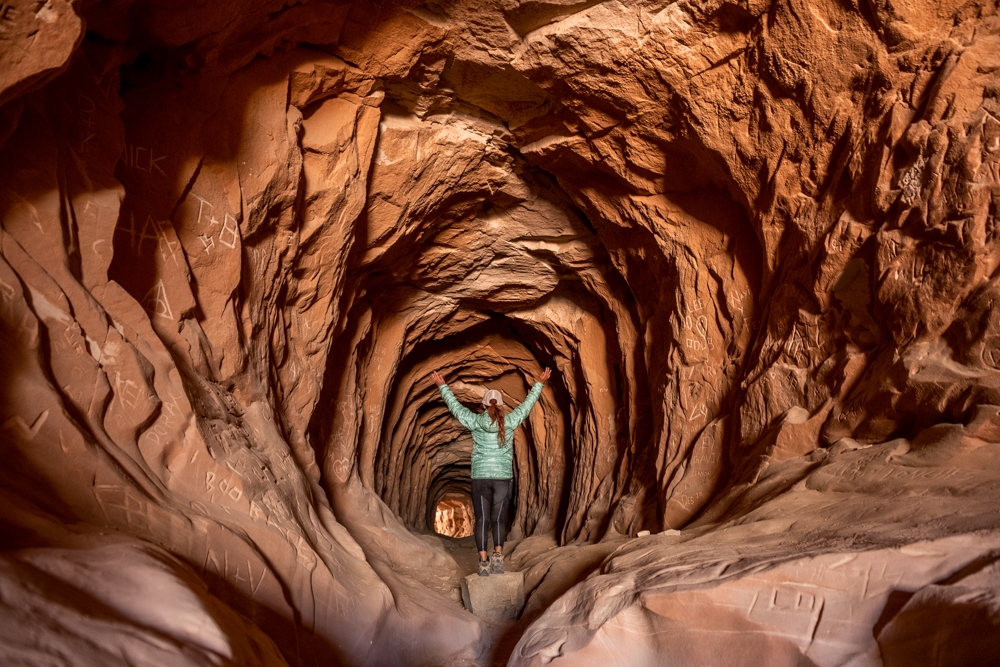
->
[1,0,1000,665]
[0,538,288,667]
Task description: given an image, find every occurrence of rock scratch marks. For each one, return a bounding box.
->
[3,409,49,440]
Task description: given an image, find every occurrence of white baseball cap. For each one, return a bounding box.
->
[482,389,503,407]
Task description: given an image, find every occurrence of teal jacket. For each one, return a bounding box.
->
[438,382,544,479]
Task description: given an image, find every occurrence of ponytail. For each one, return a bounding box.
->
[488,399,506,447]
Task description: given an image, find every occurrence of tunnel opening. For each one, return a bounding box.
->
[428,462,474,537]
[297,99,664,547]
[312,209,656,544]
[433,494,475,538]
[373,313,567,538]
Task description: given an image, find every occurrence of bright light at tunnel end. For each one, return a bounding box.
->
[434,496,475,538]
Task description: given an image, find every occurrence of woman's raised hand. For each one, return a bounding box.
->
[431,370,445,386]
[540,367,552,383]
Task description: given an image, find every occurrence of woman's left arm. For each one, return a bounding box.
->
[507,367,552,428]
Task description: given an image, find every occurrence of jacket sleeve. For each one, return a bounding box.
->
[438,384,479,431]
[506,382,544,430]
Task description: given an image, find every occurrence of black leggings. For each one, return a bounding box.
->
[471,478,513,553]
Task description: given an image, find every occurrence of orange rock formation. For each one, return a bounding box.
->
[1,0,1000,665]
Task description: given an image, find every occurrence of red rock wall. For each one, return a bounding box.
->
[2,0,1000,664]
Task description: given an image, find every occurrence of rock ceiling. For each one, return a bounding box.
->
[2,0,1000,664]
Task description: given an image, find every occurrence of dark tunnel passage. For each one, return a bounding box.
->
[290,104,692,544]
[299,81,767,544]
[377,316,569,540]
[315,256,640,545]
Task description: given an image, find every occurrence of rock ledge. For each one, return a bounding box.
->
[462,571,525,621]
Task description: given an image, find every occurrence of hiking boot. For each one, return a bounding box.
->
[478,559,490,577]
[489,551,504,575]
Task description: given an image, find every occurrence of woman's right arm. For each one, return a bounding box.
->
[437,381,479,430]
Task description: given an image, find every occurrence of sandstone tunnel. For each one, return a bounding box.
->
[2,0,1000,666]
